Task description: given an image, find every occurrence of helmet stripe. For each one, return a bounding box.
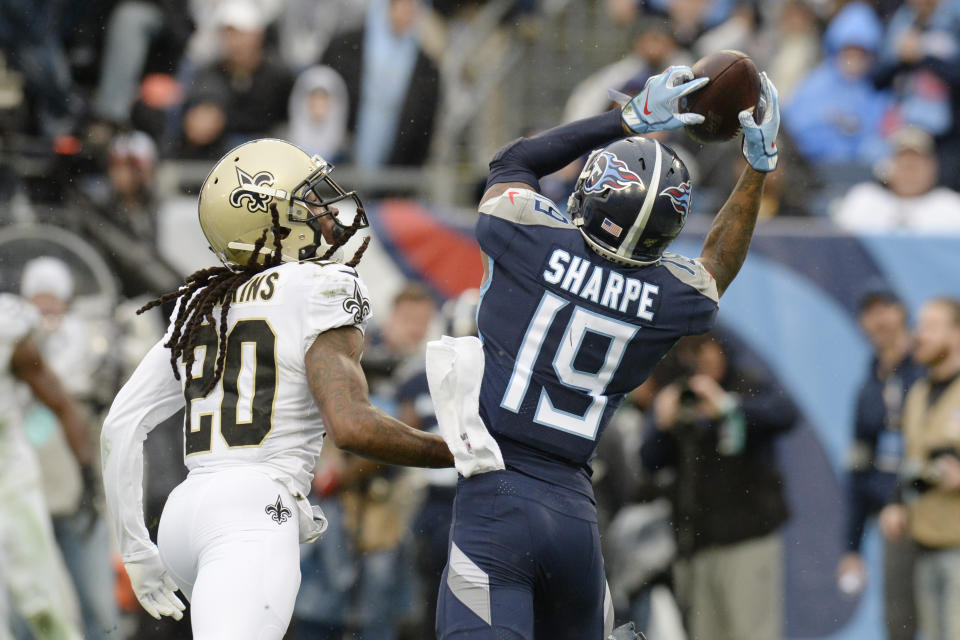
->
[617,141,662,260]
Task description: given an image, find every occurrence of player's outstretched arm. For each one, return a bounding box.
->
[481,109,627,204]
[481,66,706,205]
[12,336,92,466]
[307,326,454,468]
[699,167,766,297]
[699,72,779,297]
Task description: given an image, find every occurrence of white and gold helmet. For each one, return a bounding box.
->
[198,138,368,267]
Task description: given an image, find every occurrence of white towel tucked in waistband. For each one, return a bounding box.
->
[426,336,505,478]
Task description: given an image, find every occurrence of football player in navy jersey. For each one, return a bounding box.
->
[434,67,781,639]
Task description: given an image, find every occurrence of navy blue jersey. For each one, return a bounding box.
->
[475,187,718,496]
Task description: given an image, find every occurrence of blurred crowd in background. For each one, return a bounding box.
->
[4,0,960,227]
[3,0,960,639]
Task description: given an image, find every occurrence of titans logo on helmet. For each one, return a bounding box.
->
[582,151,644,195]
[659,181,691,215]
[230,167,276,213]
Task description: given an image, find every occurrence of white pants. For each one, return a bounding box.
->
[158,468,302,640]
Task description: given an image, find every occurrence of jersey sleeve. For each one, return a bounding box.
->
[302,265,373,355]
[101,339,184,562]
[660,252,719,335]
[476,188,570,259]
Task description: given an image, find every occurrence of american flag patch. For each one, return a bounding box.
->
[601,218,623,237]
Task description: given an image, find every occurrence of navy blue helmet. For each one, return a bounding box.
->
[568,136,691,266]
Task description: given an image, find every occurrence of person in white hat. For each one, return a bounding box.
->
[834,126,960,232]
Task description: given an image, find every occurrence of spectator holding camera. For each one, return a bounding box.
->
[880,297,960,640]
[640,332,797,640]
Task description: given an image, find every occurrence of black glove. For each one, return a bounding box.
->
[78,463,100,536]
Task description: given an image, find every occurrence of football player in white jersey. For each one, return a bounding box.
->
[100,139,453,639]
[0,293,93,640]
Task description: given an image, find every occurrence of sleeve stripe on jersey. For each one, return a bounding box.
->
[478,189,570,229]
[661,256,719,303]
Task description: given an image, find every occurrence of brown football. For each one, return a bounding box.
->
[680,50,761,144]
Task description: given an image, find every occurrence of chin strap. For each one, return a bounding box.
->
[298,216,350,261]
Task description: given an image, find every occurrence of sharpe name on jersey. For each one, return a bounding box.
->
[542,247,659,321]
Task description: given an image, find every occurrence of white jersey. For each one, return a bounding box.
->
[0,294,42,492]
[101,261,371,562]
[0,296,81,637]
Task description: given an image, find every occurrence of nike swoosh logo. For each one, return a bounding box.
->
[643,91,652,116]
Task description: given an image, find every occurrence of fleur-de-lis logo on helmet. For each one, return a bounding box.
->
[342,282,371,324]
[230,167,276,213]
[265,495,292,525]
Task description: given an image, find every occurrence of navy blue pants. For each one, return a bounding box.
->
[436,470,610,639]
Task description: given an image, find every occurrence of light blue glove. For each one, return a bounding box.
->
[621,66,708,134]
[739,71,780,172]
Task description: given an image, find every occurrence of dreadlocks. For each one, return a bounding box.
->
[138,203,371,395]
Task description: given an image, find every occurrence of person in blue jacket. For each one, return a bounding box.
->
[837,285,924,640]
[784,2,893,168]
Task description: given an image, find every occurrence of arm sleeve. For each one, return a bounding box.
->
[485,108,624,191]
[101,339,184,562]
[660,254,720,334]
[476,188,569,259]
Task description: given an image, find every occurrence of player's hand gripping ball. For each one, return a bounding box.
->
[621,66,708,134]
[738,71,780,172]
